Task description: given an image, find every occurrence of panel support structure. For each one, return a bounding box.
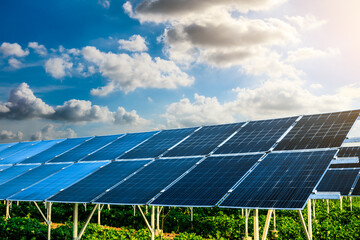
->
[97,204,104,225]
[261,209,273,240]
[73,203,78,240]
[307,200,312,240]
[326,199,330,214]
[297,210,311,240]
[137,205,155,239]
[253,209,259,240]
[47,202,52,240]
[5,200,11,219]
[340,197,343,210]
[78,204,98,240]
[245,209,249,239]
[350,197,353,211]
[312,200,316,219]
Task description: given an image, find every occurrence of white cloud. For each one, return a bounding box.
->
[98,0,110,8]
[0,130,23,141]
[162,80,360,127]
[285,15,327,31]
[8,58,22,69]
[30,124,76,140]
[286,47,340,63]
[28,42,47,56]
[44,57,73,78]
[82,46,194,94]
[118,35,148,52]
[0,82,55,120]
[0,42,29,57]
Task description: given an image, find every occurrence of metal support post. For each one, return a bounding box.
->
[312,199,315,219]
[307,201,312,240]
[190,207,194,229]
[137,205,152,232]
[157,206,160,232]
[97,204,101,225]
[350,197,353,211]
[47,202,52,240]
[261,209,273,240]
[245,209,249,238]
[5,201,10,219]
[151,206,155,240]
[78,205,98,240]
[73,203,78,240]
[273,210,276,230]
[340,197,343,210]
[253,209,259,240]
[326,199,329,214]
[242,208,244,218]
[297,210,311,240]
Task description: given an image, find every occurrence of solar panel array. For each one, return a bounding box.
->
[0,109,357,210]
[316,169,359,196]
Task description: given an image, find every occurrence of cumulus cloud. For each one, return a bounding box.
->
[28,42,47,56]
[0,82,55,120]
[162,80,360,127]
[98,0,110,8]
[286,47,340,63]
[0,42,29,57]
[0,83,147,126]
[0,130,24,141]
[285,15,327,31]
[82,46,194,94]
[118,35,148,52]
[8,58,22,69]
[30,124,76,140]
[44,57,73,78]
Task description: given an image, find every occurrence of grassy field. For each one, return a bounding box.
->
[0,198,359,239]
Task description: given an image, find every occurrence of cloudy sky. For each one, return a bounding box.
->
[0,0,360,142]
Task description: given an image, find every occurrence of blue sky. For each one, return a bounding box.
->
[0,0,360,142]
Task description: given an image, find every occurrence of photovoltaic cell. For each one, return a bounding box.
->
[94,157,201,205]
[0,163,70,200]
[121,128,197,159]
[0,143,17,153]
[0,165,11,171]
[219,150,337,209]
[21,137,91,164]
[9,162,107,202]
[49,135,121,163]
[0,164,39,185]
[275,111,359,150]
[1,139,63,164]
[81,132,157,161]
[351,178,360,196]
[49,160,150,203]
[316,169,359,195]
[151,154,262,207]
[214,117,296,154]
[0,141,39,159]
[164,123,244,157]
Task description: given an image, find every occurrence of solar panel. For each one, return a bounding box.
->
[275,111,359,150]
[9,162,107,202]
[93,157,201,205]
[49,160,150,203]
[0,165,11,171]
[351,177,360,196]
[219,150,337,210]
[163,123,244,157]
[329,147,360,168]
[21,137,91,164]
[0,164,39,185]
[316,169,359,195]
[81,132,157,161]
[0,163,70,200]
[0,141,39,159]
[0,143,17,153]
[121,128,197,159]
[151,154,262,207]
[49,135,122,163]
[1,139,63,164]
[214,117,296,154]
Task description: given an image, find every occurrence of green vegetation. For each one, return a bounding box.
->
[0,198,359,239]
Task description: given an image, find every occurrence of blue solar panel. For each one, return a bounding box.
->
[9,162,107,202]
[0,143,17,153]
[121,128,197,159]
[151,154,262,207]
[0,163,70,200]
[0,141,39,159]
[164,123,244,157]
[214,117,296,154]
[94,157,201,205]
[49,160,150,203]
[0,165,11,171]
[0,165,39,185]
[81,132,157,161]
[1,139,63,164]
[49,135,122,163]
[21,137,91,164]
[316,169,359,196]
[219,150,337,210]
